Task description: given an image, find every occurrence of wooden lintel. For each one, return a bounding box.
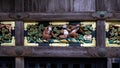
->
[0,46,120,58]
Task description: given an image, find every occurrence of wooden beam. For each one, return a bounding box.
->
[0,12,95,21]
[15,21,24,46]
[15,0,24,12]
[22,12,95,21]
[107,13,120,21]
[0,46,120,57]
[15,57,24,68]
[0,13,13,20]
[107,58,112,68]
[96,20,106,47]
[96,0,106,11]
[0,12,120,21]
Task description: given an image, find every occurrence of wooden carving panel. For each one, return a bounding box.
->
[24,21,96,47]
[106,22,120,47]
[0,21,15,46]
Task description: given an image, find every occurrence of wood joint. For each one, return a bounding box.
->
[92,11,113,20]
[9,13,29,20]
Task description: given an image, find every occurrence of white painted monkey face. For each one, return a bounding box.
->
[63,25,67,28]
[48,26,52,31]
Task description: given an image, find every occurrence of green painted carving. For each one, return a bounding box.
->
[0,24,12,44]
[27,24,44,43]
[26,22,94,45]
[109,25,120,44]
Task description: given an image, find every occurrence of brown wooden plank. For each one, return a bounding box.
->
[0,46,120,57]
[24,0,30,12]
[107,58,112,68]
[0,0,15,12]
[0,0,2,12]
[15,0,24,12]
[96,0,106,11]
[24,0,70,12]
[105,0,120,12]
[38,0,48,12]
[107,13,120,21]
[47,0,70,12]
[15,57,24,68]
[15,21,24,46]
[0,13,13,20]
[22,12,95,21]
[0,12,94,21]
[73,0,95,12]
[70,0,74,11]
[24,0,47,12]
[0,12,120,21]
[96,20,106,47]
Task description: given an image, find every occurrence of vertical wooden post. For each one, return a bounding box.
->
[15,21,24,46]
[68,64,73,68]
[15,57,24,68]
[96,20,106,47]
[107,58,112,68]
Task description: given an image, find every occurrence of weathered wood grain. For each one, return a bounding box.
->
[0,0,15,12]
[0,0,96,12]
[47,0,70,12]
[1,12,120,21]
[1,0,120,12]
[107,58,112,68]
[22,12,95,21]
[15,57,24,68]
[15,0,24,12]
[15,21,24,46]
[96,20,106,47]
[105,0,120,12]
[0,46,120,57]
[96,0,106,11]
[73,0,95,12]
[24,0,70,12]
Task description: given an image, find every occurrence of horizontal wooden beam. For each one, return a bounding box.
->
[0,13,12,21]
[25,12,95,21]
[0,12,120,21]
[107,13,120,20]
[0,46,120,58]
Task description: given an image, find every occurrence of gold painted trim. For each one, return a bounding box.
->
[50,22,69,25]
[50,43,69,47]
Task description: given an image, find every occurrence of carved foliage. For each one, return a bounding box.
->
[108,25,120,44]
[25,22,96,46]
[0,21,15,46]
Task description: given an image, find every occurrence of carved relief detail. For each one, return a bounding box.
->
[106,22,120,47]
[24,21,96,47]
[0,21,15,46]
